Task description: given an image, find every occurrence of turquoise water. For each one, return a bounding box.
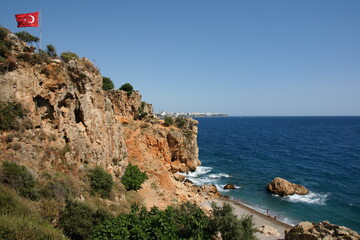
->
[187,117,360,232]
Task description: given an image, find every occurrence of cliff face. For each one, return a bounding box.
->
[0,33,127,178]
[0,32,207,209]
[118,117,203,208]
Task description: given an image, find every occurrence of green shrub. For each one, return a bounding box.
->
[0,184,32,216]
[0,101,26,130]
[175,117,187,128]
[210,202,258,240]
[0,214,67,240]
[0,26,9,40]
[92,202,212,240]
[0,184,66,239]
[59,200,114,240]
[39,173,77,201]
[59,200,95,240]
[163,116,174,127]
[0,161,37,200]
[119,83,133,92]
[46,44,57,58]
[17,51,49,66]
[102,76,114,90]
[60,51,79,62]
[88,166,113,198]
[15,31,39,45]
[121,164,148,191]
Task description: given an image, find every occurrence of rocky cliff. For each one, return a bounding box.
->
[0,32,127,178]
[0,30,207,209]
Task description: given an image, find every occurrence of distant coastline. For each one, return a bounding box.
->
[156,110,228,118]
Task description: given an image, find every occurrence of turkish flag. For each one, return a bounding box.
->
[15,12,39,27]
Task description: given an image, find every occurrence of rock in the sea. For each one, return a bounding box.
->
[223,184,236,189]
[285,221,360,240]
[258,225,280,237]
[266,177,309,197]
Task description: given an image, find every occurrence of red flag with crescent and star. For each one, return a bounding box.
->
[15,12,39,27]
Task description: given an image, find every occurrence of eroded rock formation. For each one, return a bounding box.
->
[267,177,309,197]
[285,221,360,240]
[0,33,127,178]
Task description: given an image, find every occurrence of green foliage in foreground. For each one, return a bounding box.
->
[93,202,258,240]
[121,164,148,191]
[93,202,211,240]
[0,214,67,240]
[0,161,37,200]
[210,202,258,240]
[88,166,113,198]
[0,184,67,240]
[102,76,114,90]
[59,200,113,240]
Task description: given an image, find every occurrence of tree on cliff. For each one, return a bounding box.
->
[15,31,39,46]
[121,164,148,191]
[119,83,134,96]
[102,76,114,90]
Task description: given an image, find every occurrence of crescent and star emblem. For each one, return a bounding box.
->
[25,15,35,23]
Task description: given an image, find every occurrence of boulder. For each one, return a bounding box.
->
[266,177,309,197]
[200,184,221,198]
[258,225,280,237]
[285,221,360,240]
[173,173,186,182]
[223,184,236,189]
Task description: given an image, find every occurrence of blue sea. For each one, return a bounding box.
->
[187,117,360,233]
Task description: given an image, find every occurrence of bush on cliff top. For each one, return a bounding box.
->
[60,51,79,62]
[121,164,148,191]
[15,31,39,45]
[102,76,114,90]
[119,83,134,96]
[163,116,174,127]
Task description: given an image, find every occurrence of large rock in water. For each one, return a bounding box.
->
[285,221,360,240]
[266,177,309,197]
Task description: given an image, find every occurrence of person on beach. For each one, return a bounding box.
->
[267,209,270,216]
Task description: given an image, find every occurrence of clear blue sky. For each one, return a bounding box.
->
[2,0,360,116]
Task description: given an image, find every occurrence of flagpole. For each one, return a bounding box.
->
[39,11,42,51]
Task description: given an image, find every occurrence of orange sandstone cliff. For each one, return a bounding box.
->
[0,30,214,210]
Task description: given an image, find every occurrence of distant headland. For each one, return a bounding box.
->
[156,110,228,118]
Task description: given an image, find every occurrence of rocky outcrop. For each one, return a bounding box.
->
[258,225,280,237]
[199,185,221,198]
[223,184,236,189]
[0,34,128,178]
[267,177,309,197]
[106,90,153,119]
[285,221,360,240]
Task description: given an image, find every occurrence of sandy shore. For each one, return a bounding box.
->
[203,197,293,240]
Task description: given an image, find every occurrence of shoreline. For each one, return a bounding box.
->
[203,196,294,240]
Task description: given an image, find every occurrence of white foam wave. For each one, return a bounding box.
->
[281,192,329,205]
[186,166,212,178]
[208,173,231,179]
[215,184,242,192]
